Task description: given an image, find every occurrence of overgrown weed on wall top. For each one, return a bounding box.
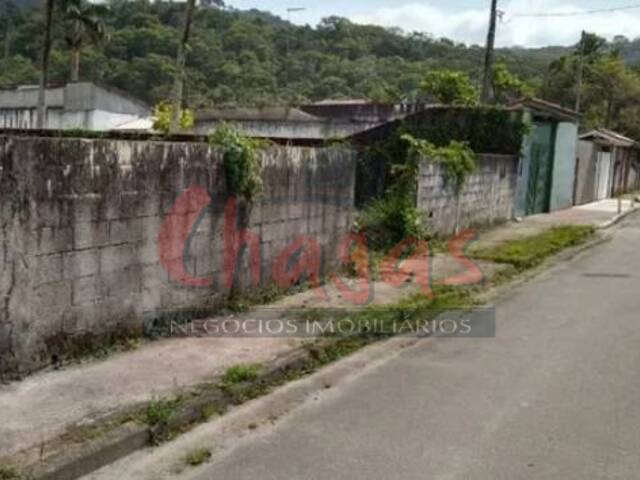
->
[208,123,266,203]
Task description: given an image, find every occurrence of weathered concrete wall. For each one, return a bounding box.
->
[417,154,519,235]
[0,135,356,378]
[575,140,598,205]
[550,122,578,211]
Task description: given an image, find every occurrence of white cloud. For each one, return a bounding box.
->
[351,1,640,47]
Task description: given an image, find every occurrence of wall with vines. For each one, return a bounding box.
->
[0,133,356,378]
[353,106,526,206]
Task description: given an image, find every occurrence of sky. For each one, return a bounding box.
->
[225,0,640,48]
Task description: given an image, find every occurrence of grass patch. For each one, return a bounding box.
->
[143,397,183,426]
[221,364,262,387]
[183,447,212,467]
[471,226,595,271]
[0,464,28,480]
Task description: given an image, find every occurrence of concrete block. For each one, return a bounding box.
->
[63,250,100,279]
[34,226,74,255]
[72,276,105,306]
[31,253,63,286]
[99,245,135,274]
[74,221,109,249]
[109,218,143,245]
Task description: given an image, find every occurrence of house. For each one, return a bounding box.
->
[576,129,639,205]
[192,106,381,140]
[0,82,150,130]
[299,99,430,124]
[508,98,580,217]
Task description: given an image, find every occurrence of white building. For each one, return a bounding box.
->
[0,82,150,130]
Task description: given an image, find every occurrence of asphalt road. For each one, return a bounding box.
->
[89,213,640,480]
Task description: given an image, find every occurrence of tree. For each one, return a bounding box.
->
[36,0,54,129]
[492,62,534,103]
[420,70,478,105]
[59,0,107,82]
[169,0,223,133]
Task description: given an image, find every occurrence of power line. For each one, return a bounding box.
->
[511,3,640,18]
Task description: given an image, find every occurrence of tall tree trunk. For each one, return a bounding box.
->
[70,20,81,82]
[37,0,54,129]
[170,0,196,134]
[70,47,80,82]
[3,17,12,60]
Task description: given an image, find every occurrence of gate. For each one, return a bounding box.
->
[526,123,555,215]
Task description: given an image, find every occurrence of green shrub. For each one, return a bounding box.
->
[152,102,194,134]
[209,123,264,202]
[356,192,427,251]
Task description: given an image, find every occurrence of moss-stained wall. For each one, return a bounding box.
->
[0,135,356,378]
[417,154,519,235]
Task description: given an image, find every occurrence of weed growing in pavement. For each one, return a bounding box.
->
[183,447,212,467]
[221,364,262,386]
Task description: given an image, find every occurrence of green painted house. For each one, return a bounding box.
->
[509,98,580,218]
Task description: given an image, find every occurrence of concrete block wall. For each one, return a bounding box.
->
[0,135,356,378]
[417,154,519,235]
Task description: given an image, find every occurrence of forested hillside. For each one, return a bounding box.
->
[3,0,640,138]
[0,0,559,104]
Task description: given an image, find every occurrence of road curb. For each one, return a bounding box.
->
[30,422,150,480]
[598,206,638,230]
[19,345,323,480]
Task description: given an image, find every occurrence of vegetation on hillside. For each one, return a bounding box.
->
[3,1,640,137]
[0,0,553,107]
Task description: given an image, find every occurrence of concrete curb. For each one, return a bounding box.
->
[598,206,638,230]
[31,423,150,480]
[20,345,321,480]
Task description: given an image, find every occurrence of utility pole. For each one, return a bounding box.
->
[481,0,498,104]
[575,30,586,115]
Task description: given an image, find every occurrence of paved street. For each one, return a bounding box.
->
[88,212,640,480]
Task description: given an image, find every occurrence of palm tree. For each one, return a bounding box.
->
[60,0,107,82]
[36,0,54,129]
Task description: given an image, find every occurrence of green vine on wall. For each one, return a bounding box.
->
[402,134,476,193]
[208,123,265,202]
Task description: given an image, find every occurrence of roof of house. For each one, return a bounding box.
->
[312,99,372,106]
[0,82,150,114]
[579,128,637,148]
[112,117,155,131]
[507,97,580,122]
[195,107,320,123]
